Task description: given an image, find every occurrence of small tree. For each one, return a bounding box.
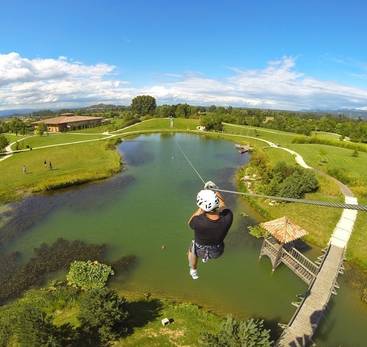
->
[79,288,129,344]
[200,316,273,347]
[35,123,47,136]
[131,95,156,116]
[0,134,9,151]
[13,305,61,347]
[201,114,223,131]
[67,260,114,290]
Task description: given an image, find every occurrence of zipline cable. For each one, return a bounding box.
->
[176,142,206,184]
[176,142,367,212]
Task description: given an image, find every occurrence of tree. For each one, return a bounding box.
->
[67,260,114,290]
[8,118,27,135]
[201,114,223,131]
[131,95,156,116]
[0,135,9,151]
[35,123,47,136]
[79,288,129,344]
[157,105,175,118]
[200,316,273,347]
[13,304,61,347]
[175,103,190,118]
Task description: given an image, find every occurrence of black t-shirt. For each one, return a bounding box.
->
[189,209,233,246]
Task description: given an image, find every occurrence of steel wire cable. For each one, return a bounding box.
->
[176,142,367,212]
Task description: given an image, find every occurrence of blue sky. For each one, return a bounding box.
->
[1,0,367,110]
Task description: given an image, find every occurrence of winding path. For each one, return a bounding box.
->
[221,124,358,346]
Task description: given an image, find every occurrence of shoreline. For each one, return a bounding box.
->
[1,129,367,294]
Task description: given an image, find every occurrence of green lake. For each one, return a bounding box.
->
[2,133,367,346]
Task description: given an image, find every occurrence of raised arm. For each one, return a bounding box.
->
[188,207,203,225]
[215,191,226,209]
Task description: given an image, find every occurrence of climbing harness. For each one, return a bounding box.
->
[176,143,367,212]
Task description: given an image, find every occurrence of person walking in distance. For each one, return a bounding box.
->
[187,181,233,280]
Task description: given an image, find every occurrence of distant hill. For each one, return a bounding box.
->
[1,104,367,119]
[0,109,39,117]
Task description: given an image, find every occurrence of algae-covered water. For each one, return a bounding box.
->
[2,133,367,346]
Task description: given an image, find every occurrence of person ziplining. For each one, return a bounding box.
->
[187,181,233,280]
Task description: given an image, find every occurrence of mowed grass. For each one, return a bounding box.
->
[3,133,26,144]
[12,133,108,149]
[116,118,200,134]
[348,198,367,269]
[0,140,121,203]
[223,123,297,145]
[115,299,221,347]
[289,144,367,187]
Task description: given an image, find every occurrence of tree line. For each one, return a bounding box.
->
[1,95,367,143]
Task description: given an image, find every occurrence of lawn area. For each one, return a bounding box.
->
[115,298,221,347]
[223,123,297,145]
[347,198,367,269]
[13,133,107,149]
[289,143,367,189]
[312,131,341,140]
[116,118,200,134]
[0,140,121,203]
[3,133,27,144]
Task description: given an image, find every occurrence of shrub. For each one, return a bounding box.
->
[13,305,61,347]
[292,136,367,153]
[248,226,268,239]
[257,161,319,199]
[0,135,8,152]
[201,114,223,131]
[0,238,106,304]
[67,260,114,290]
[79,288,129,344]
[326,167,351,185]
[200,316,273,347]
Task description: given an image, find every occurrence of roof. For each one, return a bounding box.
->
[33,115,103,125]
[260,216,308,244]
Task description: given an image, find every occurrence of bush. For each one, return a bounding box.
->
[0,135,8,151]
[13,305,61,347]
[327,167,351,185]
[200,316,273,347]
[0,238,106,303]
[79,288,129,344]
[67,260,114,290]
[292,136,367,153]
[258,161,319,199]
[201,114,223,131]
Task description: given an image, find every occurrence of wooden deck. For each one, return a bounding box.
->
[275,190,358,346]
[275,244,344,346]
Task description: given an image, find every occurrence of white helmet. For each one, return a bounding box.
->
[196,189,220,212]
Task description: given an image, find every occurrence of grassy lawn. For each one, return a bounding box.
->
[116,300,220,347]
[44,289,222,347]
[116,118,200,134]
[13,133,107,149]
[0,140,121,203]
[289,143,367,188]
[223,123,297,145]
[3,133,27,144]
[347,198,367,269]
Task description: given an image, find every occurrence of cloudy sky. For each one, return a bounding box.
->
[1,0,367,111]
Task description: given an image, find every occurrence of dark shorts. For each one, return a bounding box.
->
[189,240,224,261]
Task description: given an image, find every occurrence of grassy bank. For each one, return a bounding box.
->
[0,139,121,203]
[223,122,367,270]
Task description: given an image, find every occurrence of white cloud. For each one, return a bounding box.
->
[1,52,367,111]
